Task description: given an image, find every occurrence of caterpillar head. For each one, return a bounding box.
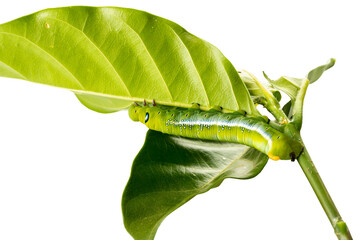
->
[128,103,143,122]
[128,103,161,129]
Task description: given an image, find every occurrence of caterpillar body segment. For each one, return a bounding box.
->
[128,103,303,160]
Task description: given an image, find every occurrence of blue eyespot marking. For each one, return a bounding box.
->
[145,112,149,123]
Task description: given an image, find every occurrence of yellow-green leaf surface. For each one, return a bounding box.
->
[122,130,268,240]
[0,6,257,114]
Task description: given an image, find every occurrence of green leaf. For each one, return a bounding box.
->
[263,72,304,103]
[263,59,336,107]
[0,6,257,114]
[239,70,281,102]
[263,72,309,128]
[307,58,336,83]
[122,130,268,240]
[263,59,335,129]
[282,100,292,116]
[239,70,289,123]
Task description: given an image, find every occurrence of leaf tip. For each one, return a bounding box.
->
[329,57,336,66]
[307,58,336,84]
[262,71,271,82]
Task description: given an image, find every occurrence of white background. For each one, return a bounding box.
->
[0,0,359,239]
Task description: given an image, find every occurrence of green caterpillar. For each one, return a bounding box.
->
[128,102,303,161]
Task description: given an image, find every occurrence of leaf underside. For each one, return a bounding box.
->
[122,130,268,240]
[0,6,257,114]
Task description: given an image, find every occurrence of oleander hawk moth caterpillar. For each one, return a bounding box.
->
[128,101,303,161]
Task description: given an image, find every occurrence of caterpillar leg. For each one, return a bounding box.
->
[261,115,270,124]
[210,106,223,112]
[191,103,201,109]
[152,99,156,106]
[232,110,247,116]
[290,152,296,162]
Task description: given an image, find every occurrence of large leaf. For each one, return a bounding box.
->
[0,6,257,114]
[122,130,268,240]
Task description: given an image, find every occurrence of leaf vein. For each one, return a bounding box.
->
[115,17,174,102]
[0,32,85,89]
[47,17,131,96]
[165,25,210,106]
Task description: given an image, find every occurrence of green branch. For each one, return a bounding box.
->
[284,123,353,239]
[291,78,309,130]
[297,148,352,239]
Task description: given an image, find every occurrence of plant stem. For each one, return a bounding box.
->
[297,148,352,240]
[292,79,309,130]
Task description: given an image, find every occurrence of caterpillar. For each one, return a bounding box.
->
[128,101,303,161]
